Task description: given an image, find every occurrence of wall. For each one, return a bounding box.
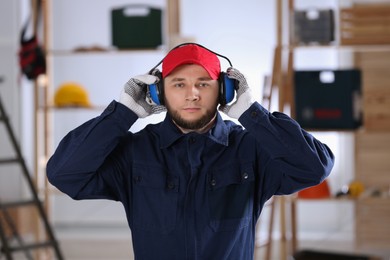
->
[0,0,26,201]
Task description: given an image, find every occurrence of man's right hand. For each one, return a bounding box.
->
[119,74,166,118]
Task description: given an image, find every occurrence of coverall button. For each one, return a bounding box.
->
[251,111,257,117]
[189,137,196,143]
[167,182,175,189]
[210,179,216,186]
[242,172,249,180]
[133,176,142,183]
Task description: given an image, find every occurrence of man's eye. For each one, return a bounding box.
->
[174,83,184,88]
[198,82,209,87]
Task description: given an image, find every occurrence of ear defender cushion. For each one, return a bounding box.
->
[219,72,236,106]
[148,71,164,105]
[148,83,161,105]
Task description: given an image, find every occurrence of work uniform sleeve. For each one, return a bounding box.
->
[46,100,138,201]
[239,102,335,197]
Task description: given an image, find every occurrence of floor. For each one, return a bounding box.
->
[54,238,390,260]
[4,227,390,259]
[50,229,390,260]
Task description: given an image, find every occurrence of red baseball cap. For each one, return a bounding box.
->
[162,44,221,80]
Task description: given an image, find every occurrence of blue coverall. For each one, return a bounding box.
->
[47,100,334,260]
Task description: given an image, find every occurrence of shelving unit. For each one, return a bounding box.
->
[353,48,390,249]
[272,0,390,257]
[33,0,180,235]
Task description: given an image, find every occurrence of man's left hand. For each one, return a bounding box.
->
[219,68,254,119]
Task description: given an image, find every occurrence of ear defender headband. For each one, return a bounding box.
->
[147,43,237,106]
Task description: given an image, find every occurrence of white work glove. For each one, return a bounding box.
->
[219,68,254,119]
[119,73,166,118]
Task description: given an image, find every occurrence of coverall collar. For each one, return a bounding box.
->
[158,112,229,148]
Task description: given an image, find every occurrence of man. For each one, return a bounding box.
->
[47,43,334,259]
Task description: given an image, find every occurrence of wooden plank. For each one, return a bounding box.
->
[341,5,390,16]
[356,198,390,249]
[286,50,294,118]
[355,51,390,64]
[167,0,180,36]
[340,4,390,45]
[341,37,390,45]
[362,76,390,88]
[354,51,390,130]
[341,16,390,24]
[355,132,390,186]
[340,26,390,34]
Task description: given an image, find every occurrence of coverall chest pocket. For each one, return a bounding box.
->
[132,163,179,234]
[207,162,255,232]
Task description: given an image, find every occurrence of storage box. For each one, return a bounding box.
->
[294,69,362,129]
[294,9,335,45]
[111,5,162,49]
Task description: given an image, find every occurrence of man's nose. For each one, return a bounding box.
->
[185,85,199,101]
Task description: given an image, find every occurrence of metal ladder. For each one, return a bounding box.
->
[0,78,64,259]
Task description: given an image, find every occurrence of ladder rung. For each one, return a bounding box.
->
[9,240,56,252]
[0,158,20,164]
[0,200,36,209]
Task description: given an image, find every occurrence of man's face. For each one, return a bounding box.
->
[163,64,220,132]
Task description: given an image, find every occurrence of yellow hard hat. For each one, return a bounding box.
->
[348,180,365,198]
[54,82,91,108]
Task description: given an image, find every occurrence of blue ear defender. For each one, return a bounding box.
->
[219,72,237,106]
[147,43,237,106]
[148,83,162,105]
[148,72,236,106]
[147,69,164,106]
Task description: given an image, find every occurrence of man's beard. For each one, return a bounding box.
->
[165,103,218,131]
